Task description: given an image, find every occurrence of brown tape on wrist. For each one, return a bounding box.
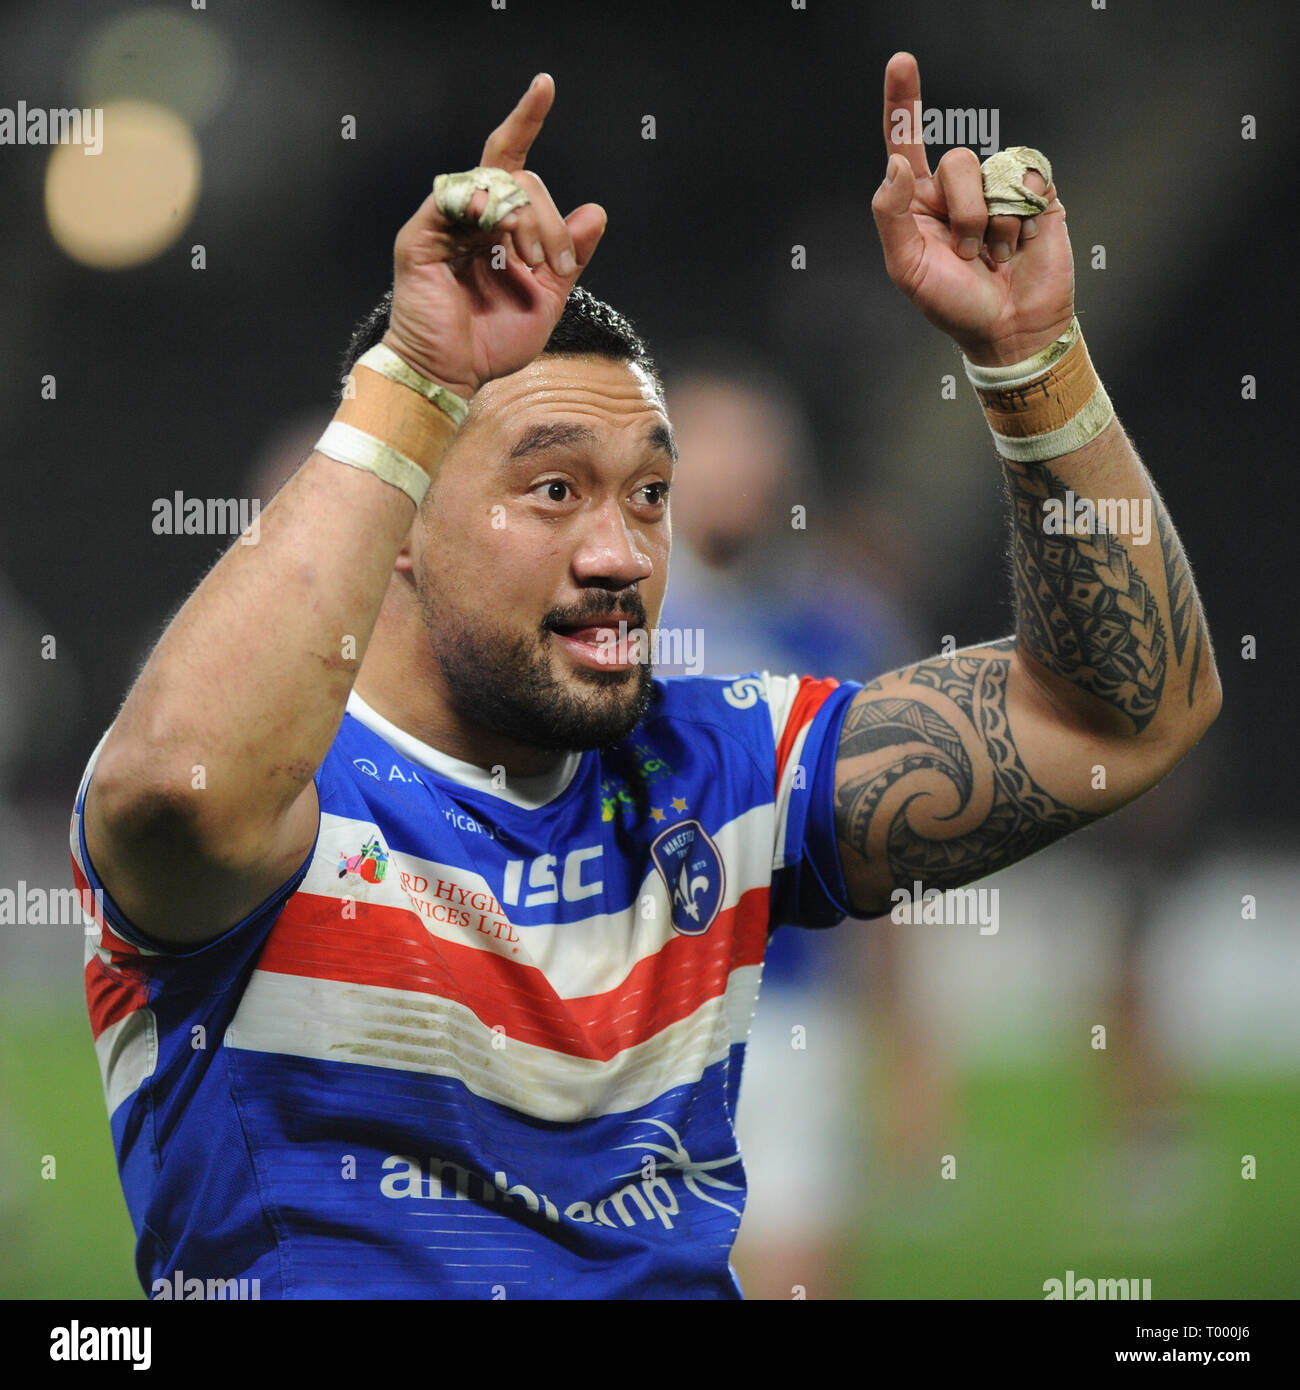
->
[974,332,1101,440]
[336,364,460,474]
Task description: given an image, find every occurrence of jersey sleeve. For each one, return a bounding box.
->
[69,729,318,984]
[764,672,861,929]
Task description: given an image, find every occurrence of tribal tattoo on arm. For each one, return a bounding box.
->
[834,455,1213,913]
[1005,456,1166,733]
[834,642,1096,914]
[1151,486,1208,707]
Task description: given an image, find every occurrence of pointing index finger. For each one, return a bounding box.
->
[883,51,931,181]
[480,72,554,172]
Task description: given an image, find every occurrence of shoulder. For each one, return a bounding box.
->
[630,672,844,766]
[649,670,846,731]
[642,671,787,738]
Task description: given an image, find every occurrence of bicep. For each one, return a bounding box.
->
[832,640,1159,917]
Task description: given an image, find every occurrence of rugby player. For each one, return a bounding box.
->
[72,55,1220,1298]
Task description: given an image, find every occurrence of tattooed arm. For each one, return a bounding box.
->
[834,419,1221,917]
[841,54,1222,915]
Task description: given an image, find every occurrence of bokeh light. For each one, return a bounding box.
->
[44,100,200,271]
[73,6,234,129]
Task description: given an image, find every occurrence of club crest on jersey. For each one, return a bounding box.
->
[338,835,389,884]
[651,820,724,936]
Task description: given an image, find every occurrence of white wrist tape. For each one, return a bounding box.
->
[357,343,469,426]
[964,318,1079,388]
[314,420,431,507]
[963,317,1115,461]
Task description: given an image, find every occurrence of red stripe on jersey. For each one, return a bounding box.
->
[74,855,153,1040]
[85,958,151,1041]
[775,676,840,788]
[251,885,770,1062]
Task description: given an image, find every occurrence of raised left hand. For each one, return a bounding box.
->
[872,52,1075,366]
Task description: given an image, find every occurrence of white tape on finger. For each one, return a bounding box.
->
[980,146,1052,217]
[432,165,531,232]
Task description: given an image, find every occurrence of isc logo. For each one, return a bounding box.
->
[501,846,604,907]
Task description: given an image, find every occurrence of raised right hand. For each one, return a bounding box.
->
[383,73,607,400]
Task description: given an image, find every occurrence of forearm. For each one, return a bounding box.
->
[92,374,456,847]
[1000,407,1220,744]
[962,313,1219,745]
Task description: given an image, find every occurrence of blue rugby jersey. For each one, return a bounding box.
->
[71,671,859,1299]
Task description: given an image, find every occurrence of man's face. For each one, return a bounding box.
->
[406,353,675,754]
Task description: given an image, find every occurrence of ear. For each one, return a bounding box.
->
[395,462,442,576]
[393,528,417,574]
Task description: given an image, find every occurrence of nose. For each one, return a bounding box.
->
[571,497,654,589]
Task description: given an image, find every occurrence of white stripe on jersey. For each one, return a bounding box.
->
[224,964,762,1124]
[93,1004,158,1118]
[763,672,804,750]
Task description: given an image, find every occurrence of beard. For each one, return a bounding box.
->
[426,591,656,754]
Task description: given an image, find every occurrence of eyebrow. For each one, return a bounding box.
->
[506,420,677,465]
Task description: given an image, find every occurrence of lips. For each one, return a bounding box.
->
[547,614,642,670]
[548,609,639,637]
[564,625,616,644]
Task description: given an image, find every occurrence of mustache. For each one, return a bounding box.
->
[542,594,647,631]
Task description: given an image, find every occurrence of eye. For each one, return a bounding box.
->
[635,482,670,507]
[533,479,572,503]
